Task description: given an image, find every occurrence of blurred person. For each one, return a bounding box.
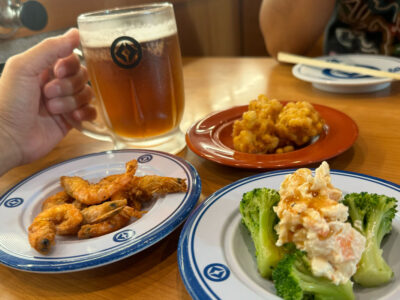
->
[260,0,400,58]
[0,28,96,176]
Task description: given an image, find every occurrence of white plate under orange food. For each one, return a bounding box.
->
[0,149,201,273]
[185,102,358,169]
[178,169,400,299]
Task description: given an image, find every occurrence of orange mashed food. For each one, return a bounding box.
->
[232,95,325,154]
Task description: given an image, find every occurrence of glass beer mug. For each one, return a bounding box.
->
[77,2,185,154]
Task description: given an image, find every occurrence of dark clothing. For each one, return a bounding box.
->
[324,0,400,56]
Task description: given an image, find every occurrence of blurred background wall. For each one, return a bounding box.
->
[0,0,268,57]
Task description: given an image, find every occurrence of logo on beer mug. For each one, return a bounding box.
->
[110,36,142,69]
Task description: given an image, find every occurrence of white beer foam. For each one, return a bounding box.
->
[80,19,177,47]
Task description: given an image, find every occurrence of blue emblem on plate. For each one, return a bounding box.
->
[203,263,230,282]
[113,229,135,242]
[3,197,23,208]
[138,154,153,163]
[322,63,379,79]
[389,66,400,73]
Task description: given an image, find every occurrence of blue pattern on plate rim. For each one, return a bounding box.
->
[137,154,153,163]
[178,169,400,300]
[2,197,24,208]
[0,149,201,273]
[203,263,230,282]
[322,63,379,79]
[321,58,380,79]
[296,55,400,82]
[113,229,135,243]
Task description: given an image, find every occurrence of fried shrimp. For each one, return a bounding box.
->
[60,159,138,205]
[60,173,131,205]
[78,206,134,239]
[81,199,127,224]
[42,191,73,210]
[111,174,187,208]
[129,176,187,202]
[125,159,138,175]
[41,191,86,211]
[28,220,56,254]
[28,204,83,253]
[28,159,187,253]
[129,199,146,218]
[110,192,145,218]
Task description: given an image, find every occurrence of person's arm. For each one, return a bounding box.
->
[0,29,95,177]
[0,130,22,176]
[259,0,336,58]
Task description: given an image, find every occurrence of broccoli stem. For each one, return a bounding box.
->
[294,260,354,300]
[353,228,393,286]
[343,192,396,287]
[299,276,354,300]
[353,201,393,286]
[257,201,283,277]
[240,188,283,279]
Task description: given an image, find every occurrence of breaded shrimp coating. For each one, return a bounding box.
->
[28,159,188,254]
[42,191,86,211]
[28,204,83,253]
[78,206,134,239]
[275,101,325,146]
[60,174,131,205]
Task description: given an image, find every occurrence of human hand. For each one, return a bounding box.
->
[0,28,96,175]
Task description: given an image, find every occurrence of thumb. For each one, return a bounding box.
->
[16,28,80,77]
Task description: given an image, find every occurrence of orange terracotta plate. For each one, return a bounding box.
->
[185,102,358,169]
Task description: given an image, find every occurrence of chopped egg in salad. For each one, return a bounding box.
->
[274,161,366,285]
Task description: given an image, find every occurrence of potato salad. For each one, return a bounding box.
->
[274,162,366,284]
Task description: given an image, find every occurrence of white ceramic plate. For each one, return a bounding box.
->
[178,169,400,300]
[292,54,400,93]
[0,149,201,273]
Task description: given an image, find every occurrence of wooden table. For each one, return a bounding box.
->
[0,57,399,299]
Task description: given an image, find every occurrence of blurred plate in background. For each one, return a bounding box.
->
[292,54,400,93]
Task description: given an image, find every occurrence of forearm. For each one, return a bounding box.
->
[0,128,22,176]
[0,73,24,176]
[259,0,336,58]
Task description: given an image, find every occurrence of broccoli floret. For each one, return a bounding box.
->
[272,250,355,300]
[343,192,397,287]
[239,188,284,278]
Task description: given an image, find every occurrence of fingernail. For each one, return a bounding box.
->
[46,84,61,97]
[56,66,66,78]
[63,28,76,36]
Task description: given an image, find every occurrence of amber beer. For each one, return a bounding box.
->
[78,3,186,153]
[83,32,184,139]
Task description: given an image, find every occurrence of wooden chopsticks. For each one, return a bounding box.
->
[277,52,400,80]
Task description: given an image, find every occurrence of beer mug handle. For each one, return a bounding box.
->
[63,108,115,142]
[67,48,117,146]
